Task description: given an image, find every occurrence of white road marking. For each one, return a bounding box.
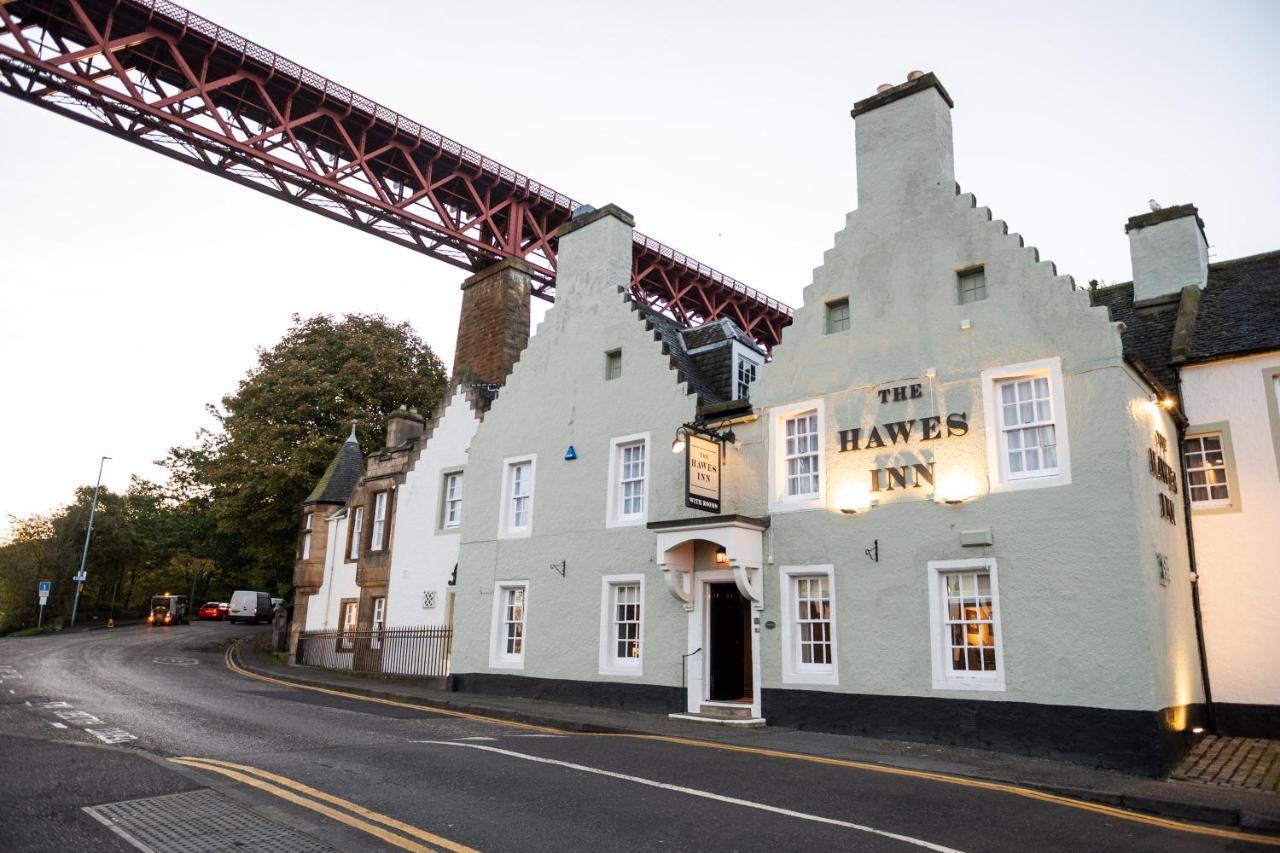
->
[50,722,68,729]
[513,734,564,738]
[87,728,138,745]
[9,689,15,694]
[416,740,964,852]
[456,736,498,742]
[44,701,72,709]
[55,710,104,726]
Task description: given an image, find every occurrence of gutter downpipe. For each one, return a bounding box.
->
[1173,371,1216,733]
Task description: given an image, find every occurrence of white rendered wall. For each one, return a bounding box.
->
[384,389,477,628]
[306,511,359,631]
[1181,352,1280,707]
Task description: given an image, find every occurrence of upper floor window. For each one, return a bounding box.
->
[825,297,850,334]
[370,491,389,551]
[957,265,987,305]
[443,472,463,528]
[605,349,622,381]
[300,512,313,560]
[770,399,826,512]
[606,435,648,527]
[349,507,364,560]
[785,412,820,498]
[981,358,1072,492]
[619,442,646,517]
[1184,434,1230,506]
[997,376,1057,477]
[500,455,536,537]
[735,353,760,400]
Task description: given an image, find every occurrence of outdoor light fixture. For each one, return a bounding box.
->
[933,473,979,505]
[714,547,730,566]
[837,485,874,515]
[1158,397,1176,410]
[671,428,687,454]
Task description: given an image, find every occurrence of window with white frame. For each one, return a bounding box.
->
[785,412,820,497]
[599,575,644,675]
[770,400,825,512]
[370,491,389,550]
[490,583,528,667]
[499,456,536,538]
[371,596,386,649]
[606,435,648,527]
[300,512,312,560]
[998,376,1057,477]
[794,575,832,667]
[1184,434,1230,506]
[349,507,364,560]
[339,599,358,649]
[443,472,463,528]
[981,358,1071,492]
[779,565,837,684]
[927,559,1005,691]
[735,352,760,400]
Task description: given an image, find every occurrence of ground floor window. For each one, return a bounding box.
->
[779,565,838,685]
[338,599,358,650]
[490,582,529,668]
[371,596,386,649]
[599,575,644,675]
[927,559,1005,691]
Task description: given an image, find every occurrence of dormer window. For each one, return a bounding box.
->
[735,352,760,400]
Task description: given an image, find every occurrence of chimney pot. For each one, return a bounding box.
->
[876,83,893,93]
[907,70,924,81]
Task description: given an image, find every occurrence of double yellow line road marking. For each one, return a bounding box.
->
[170,755,477,852]
[221,640,1280,848]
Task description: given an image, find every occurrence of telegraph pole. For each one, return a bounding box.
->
[69,456,109,628]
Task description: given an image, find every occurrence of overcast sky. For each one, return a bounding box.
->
[2,0,1277,538]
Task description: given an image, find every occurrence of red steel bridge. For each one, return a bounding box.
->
[0,0,792,348]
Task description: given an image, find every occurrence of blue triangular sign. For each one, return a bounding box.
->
[564,446,577,460]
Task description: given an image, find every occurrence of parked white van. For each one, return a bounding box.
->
[228,590,272,624]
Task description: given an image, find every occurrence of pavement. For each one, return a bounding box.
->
[238,637,1280,835]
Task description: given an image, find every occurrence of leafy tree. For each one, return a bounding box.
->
[165,313,447,593]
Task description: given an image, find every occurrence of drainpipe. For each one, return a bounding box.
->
[1173,373,1216,732]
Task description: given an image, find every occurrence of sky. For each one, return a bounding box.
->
[2,0,1278,539]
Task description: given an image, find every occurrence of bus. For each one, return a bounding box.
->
[148,594,189,626]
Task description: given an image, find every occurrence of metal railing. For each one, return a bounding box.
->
[295,625,452,678]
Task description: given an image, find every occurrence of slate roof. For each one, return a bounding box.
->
[1090,250,1280,394]
[637,308,763,408]
[304,431,365,505]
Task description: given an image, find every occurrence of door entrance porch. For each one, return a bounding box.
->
[649,514,768,723]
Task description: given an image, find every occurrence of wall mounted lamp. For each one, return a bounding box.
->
[714,546,730,567]
[932,473,979,505]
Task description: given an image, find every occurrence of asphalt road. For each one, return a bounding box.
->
[0,623,1271,852]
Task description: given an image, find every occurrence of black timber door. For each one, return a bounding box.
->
[708,583,752,702]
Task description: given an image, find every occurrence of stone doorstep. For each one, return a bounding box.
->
[668,713,767,728]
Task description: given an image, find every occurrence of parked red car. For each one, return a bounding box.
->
[198,601,229,620]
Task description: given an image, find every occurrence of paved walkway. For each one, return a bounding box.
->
[1174,736,1280,793]
[236,640,1280,834]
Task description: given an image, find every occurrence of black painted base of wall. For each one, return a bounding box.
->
[452,672,1206,777]
[763,689,1207,777]
[450,672,683,716]
[1214,703,1280,738]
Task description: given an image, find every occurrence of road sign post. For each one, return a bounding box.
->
[37,579,51,629]
[69,456,109,628]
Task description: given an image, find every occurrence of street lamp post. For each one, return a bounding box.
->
[69,456,109,628]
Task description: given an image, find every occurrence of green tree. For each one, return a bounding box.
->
[166,313,447,593]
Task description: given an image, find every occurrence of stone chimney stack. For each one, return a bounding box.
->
[385,406,425,448]
[1125,204,1209,304]
[851,71,956,212]
[452,258,533,386]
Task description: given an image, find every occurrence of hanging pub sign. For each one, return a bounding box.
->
[686,434,721,513]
